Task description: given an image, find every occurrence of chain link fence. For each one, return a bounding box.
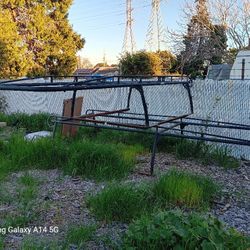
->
[0,78,249,158]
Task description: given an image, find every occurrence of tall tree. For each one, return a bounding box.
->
[210,0,250,49]
[0,0,84,77]
[180,0,227,78]
[156,50,176,74]
[0,10,30,78]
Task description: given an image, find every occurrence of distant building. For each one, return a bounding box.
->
[74,66,119,77]
[92,66,119,76]
[74,68,94,76]
[230,50,250,80]
[207,64,232,80]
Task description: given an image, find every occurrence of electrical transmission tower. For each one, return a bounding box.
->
[145,0,167,52]
[122,0,136,54]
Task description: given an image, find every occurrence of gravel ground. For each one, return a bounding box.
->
[133,153,250,235]
[0,153,249,249]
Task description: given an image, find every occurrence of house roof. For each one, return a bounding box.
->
[74,68,94,75]
[207,64,232,80]
[74,67,119,76]
[93,67,119,75]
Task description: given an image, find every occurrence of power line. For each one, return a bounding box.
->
[70,3,150,22]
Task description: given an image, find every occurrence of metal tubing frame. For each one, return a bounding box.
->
[1,75,249,174]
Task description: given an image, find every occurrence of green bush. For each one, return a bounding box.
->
[88,184,151,222]
[153,169,218,208]
[122,210,250,250]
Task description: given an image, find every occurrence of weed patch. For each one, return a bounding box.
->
[64,225,96,248]
[77,127,239,169]
[1,135,68,172]
[3,173,39,228]
[88,184,152,222]
[0,134,139,181]
[77,128,153,149]
[175,140,239,169]
[210,147,239,169]
[153,169,218,209]
[21,238,59,250]
[0,112,50,132]
[19,173,39,187]
[66,141,141,181]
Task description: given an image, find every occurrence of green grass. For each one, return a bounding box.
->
[1,135,67,171]
[0,113,240,171]
[88,169,218,223]
[19,173,39,187]
[122,210,250,250]
[210,147,239,169]
[0,112,50,132]
[0,185,12,204]
[0,236,3,250]
[88,184,152,222]
[21,238,59,250]
[64,225,96,248]
[0,134,141,182]
[3,174,39,228]
[66,141,142,181]
[77,127,239,169]
[77,127,153,149]
[153,169,218,208]
[175,140,239,169]
[4,214,34,228]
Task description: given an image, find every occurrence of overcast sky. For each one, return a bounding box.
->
[68,0,187,65]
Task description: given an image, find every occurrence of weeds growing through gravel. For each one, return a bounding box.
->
[19,173,39,187]
[0,237,3,249]
[88,184,152,222]
[64,225,96,248]
[21,238,59,250]
[153,169,218,208]
[175,140,239,169]
[88,169,218,222]
[3,173,39,228]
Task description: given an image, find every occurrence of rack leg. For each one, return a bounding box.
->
[150,129,160,175]
[52,120,58,138]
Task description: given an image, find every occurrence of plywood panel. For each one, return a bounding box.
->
[62,97,83,137]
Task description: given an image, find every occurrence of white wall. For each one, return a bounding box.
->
[230,50,250,80]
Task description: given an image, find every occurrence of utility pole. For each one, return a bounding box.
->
[145,0,167,52]
[122,0,136,54]
[103,50,107,66]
